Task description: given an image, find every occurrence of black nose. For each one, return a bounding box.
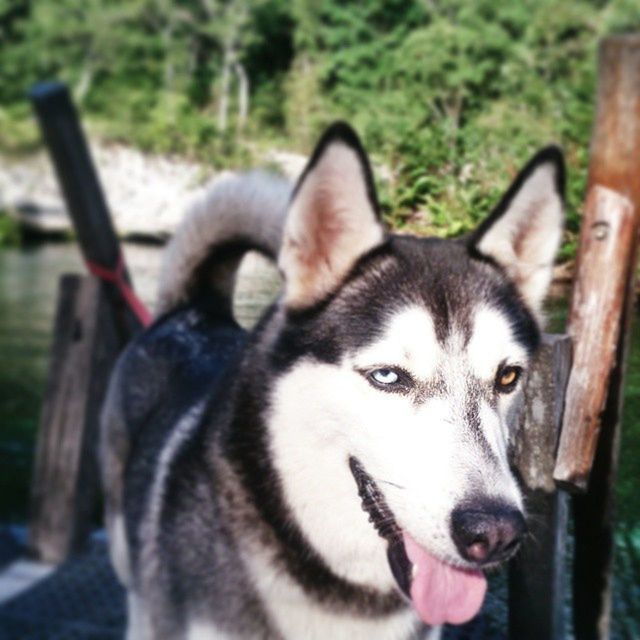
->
[450,503,527,565]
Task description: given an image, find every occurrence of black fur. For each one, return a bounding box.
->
[120,306,247,568]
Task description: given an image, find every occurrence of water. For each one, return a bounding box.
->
[0,242,280,523]
[0,242,637,635]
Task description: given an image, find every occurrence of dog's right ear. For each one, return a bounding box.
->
[278,122,385,310]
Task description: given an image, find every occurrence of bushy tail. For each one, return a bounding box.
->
[156,171,291,318]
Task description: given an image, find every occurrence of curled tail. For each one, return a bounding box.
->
[156,171,291,318]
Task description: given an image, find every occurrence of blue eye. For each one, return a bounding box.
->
[361,366,413,393]
[371,369,399,385]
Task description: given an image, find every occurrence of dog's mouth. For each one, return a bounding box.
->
[348,456,487,626]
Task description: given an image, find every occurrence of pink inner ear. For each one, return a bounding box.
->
[475,163,563,317]
[279,142,384,308]
[305,187,350,267]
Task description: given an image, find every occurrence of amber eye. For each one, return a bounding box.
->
[496,366,522,393]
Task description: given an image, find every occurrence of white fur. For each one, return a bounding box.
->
[268,303,526,583]
[108,513,131,586]
[354,307,441,380]
[426,627,442,640]
[466,306,528,478]
[146,400,207,538]
[134,401,208,638]
[187,621,236,640]
[467,307,527,381]
[477,163,563,320]
[156,172,291,315]
[241,534,420,640]
[126,592,153,640]
[269,358,397,587]
[279,141,384,308]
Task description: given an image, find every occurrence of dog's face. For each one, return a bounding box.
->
[266,123,564,625]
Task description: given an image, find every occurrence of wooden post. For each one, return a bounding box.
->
[29,83,124,277]
[554,188,635,490]
[27,82,147,564]
[554,34,640,491]
[28,275,121,564]
[29,82,146,333]
[551,35,640,639]
[509,334,572,640]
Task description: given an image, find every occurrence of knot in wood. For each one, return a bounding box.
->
[591,220,609,240]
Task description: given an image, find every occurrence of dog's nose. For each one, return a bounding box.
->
[450,503,526,565]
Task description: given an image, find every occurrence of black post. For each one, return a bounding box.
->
[508,334,572,640]
[29,82,144,333]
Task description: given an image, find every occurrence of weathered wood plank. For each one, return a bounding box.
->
[28,274,120,564]
[550,34,640,640]
[512,334,573,493]
[553,34,640,491]
[508,334,572,640]
[553,187,635,490]
[585,36,640,209]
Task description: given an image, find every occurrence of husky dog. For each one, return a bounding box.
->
[101,123,564,640]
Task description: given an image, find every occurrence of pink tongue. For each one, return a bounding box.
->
[403,532,487,626]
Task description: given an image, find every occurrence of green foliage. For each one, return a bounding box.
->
[0,212,22,246]
[1,0,640,252]
[0,103,40,154]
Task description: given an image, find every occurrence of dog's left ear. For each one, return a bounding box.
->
[279,122,385,309]
[470,146,565,319]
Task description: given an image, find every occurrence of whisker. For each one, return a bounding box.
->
[375,478,406,490]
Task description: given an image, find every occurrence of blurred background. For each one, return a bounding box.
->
[0,0,639,635]
[1,0,639,238]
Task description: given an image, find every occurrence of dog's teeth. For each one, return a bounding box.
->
[411,563,418,579]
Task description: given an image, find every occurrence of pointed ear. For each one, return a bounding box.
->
[470,146,565,320]
[278,122,385,309]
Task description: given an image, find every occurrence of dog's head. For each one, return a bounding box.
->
[266,123,564,625]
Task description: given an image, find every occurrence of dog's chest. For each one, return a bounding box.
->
[262,587,421,640]
[267,607,430,640]
[241,542,428,640]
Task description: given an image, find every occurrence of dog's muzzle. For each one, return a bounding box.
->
[347,456,502,627]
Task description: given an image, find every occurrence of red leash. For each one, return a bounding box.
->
[86,252,152,327]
